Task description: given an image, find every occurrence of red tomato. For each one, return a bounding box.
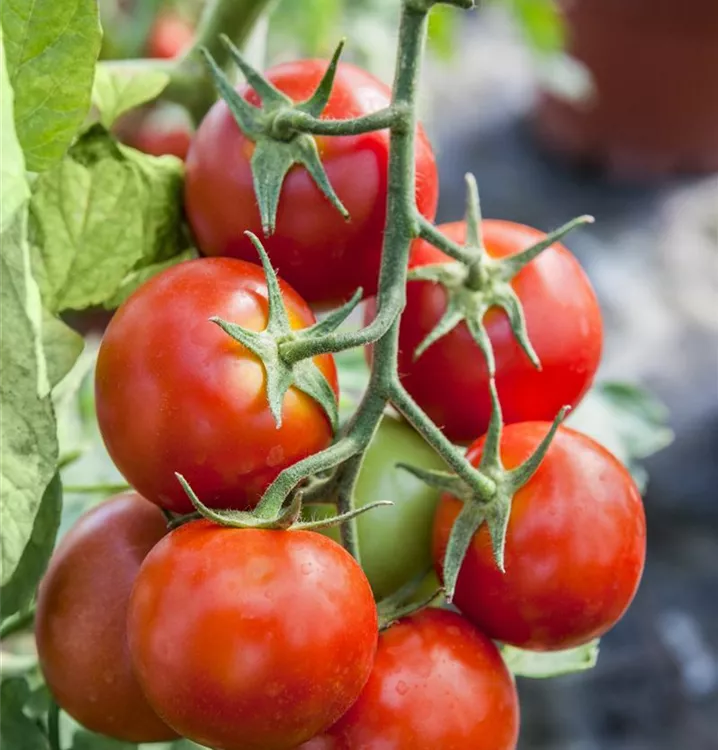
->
[300,608,519,750]
[185,60,439,307]
[125,103,194,160]
[128,522,378,750]
[147,12,194,59]
[374,220,602,444]
[35,493,175,742]
[95,258,337,514]
[433,424,646,650]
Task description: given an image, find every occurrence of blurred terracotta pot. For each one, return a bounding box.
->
[534,0,718,177]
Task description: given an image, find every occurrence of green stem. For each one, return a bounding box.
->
[252,1,498,550]
[335,454,364,560]
[274,107,399,138]
[0,606,36,639]
[48,701,61,750]
[63,482,131,495]
[164,0,278,122]
[255,438,361,519]
[416,214,474,264]
[279,306,399,362]
[378,587,443,629]
[390,379,496,499]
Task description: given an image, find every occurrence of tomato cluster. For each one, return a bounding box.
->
[36,49,646,750]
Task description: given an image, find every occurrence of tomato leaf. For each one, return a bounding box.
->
[427,6,458,60]
[69,732,135,750]
[1,0,102,172]
[42,311,85,389]
[1,473,61,618]
[29,125,185,313]
[510,0,564,55]
[502,640,600,678]
[568,381,674,492]
[0,27,29,234]
[92,64,171,130]
[0,208,58,587]
[104,247,197,309]
[0,678,50,750]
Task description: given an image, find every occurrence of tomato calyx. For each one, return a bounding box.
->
[400,379,570,601]
[211,232,351,431]
[410,174,594,374]
[376,567,443,630]
[175,472,391,531]
[200,36,349,235]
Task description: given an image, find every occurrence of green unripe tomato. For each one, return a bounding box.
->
[307,415,448,601]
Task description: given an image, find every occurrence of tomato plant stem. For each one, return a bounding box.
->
[229,1,500,558]
[47,700,61,750]
[163,0,277,122]
[273,107,400,138]
[416,214,475,264]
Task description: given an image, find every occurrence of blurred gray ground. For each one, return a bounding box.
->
[425,10,718,750]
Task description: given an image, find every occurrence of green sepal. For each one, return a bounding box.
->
[198,46,263,137]
[396,464,470,499]
[210,233,339,431]
[297,39,345,116]
[176,473,301,529]
[200,42,350,236]
[219,35,291,109]
[411,173,594,375]
[294,499,392,531]
[299,288,363,340]
[406,378,570,602]
[377,568,444,630]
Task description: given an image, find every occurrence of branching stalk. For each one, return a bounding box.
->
[167,0,277,122]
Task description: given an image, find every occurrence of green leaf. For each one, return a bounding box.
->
[427,6,458,59]
[103,248,197,309]
[1,0,102,172]
[0,473,61,618]
[511,0,564,55]
[270,0,342,56]
[29,125,185,313]
[502,640,600,678]
[0,678,50,750]
[568,381,673,492]
[0,208,58,587]
[42,311,84,388]
[0,26,29,234]
[92,64,171,129]
[70,731,135,750]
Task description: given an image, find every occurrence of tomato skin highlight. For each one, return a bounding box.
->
[35,493,175,743]
[127,522,378,750]
[300,608,519,750]
[433,424,647,651]
[95,257,337,514]
[185,60,439,307]
[380,220,602,444]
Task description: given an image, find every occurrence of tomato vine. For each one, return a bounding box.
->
[0,0,670,747]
